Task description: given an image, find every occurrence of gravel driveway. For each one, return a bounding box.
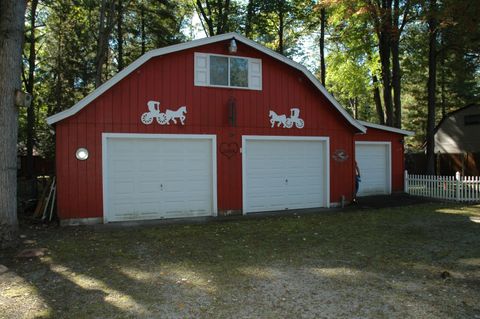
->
[1,202,479,318]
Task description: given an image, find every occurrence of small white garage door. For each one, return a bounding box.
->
[355,142,391,196]
[103,134,216,222]
[242,137,329,213]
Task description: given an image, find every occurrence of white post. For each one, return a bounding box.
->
[455,171,461,201]
[404,170,409,193]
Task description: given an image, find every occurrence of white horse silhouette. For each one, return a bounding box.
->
[269,110,289,128]
[165,106,187,125]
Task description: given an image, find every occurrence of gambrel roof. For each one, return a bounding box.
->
[47,33,369,132]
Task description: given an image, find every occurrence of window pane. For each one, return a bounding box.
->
[210,56,229,86]
[230,57,248,87]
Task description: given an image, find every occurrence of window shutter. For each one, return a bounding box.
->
[194,53,209,86]
[248,58,262,90]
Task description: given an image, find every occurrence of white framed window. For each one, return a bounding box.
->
[194,52,262,90]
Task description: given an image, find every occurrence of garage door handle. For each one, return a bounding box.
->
[285,179,288,183]
[160,184,163,190]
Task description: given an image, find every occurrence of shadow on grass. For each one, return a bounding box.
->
[1,203,479,318]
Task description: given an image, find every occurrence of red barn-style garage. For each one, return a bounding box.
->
[47,33,413,225]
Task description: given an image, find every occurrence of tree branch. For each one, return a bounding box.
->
[196,0,214,36]
[399,0,411,34]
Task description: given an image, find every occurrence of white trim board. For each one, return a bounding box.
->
[358,120,414,136]
[46,32,366,133]
[101,133,218,223]
[354,141,392,195]
[242,135,330,214]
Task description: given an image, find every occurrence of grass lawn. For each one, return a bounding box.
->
[1,202,479,318]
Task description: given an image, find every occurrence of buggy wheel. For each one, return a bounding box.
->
[157,113,168,125]
[141,112,153,125]
[285,118,293,128]
[295,119,305,129]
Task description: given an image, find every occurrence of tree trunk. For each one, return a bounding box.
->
[426,0,437,175]
[26,0,38,181]
[379,35,393,126]
[95,0,108,87]
[245,0,254,38]
[378,1,394,127]
[197,0,232,36]
[95,0,115,88]
[349,98,354,117]
[0,0,27,247]
[356,97,359,119]
[319,7,326,86]
[196,0,215,36]
[141,3,146,54]
[440,64,445,118]
[440,35,446,118]
[372,75,385,124]
[391,40,401,128]
[391,0,401,128]
[350,98,359,119]
[54,46,63,114]
[117,0,124,72]
[373,0,394,126]
[278,10,284,54]
[217,0,230,34]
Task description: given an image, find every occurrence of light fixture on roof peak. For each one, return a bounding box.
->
[228,38,237,53]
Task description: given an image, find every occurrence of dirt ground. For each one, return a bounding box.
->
[1,201,479,318]
[353,193,435,209]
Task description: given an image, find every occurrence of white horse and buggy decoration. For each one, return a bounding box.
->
[140,100,305,129]
[141,100,187,125]
[269,108,304,129]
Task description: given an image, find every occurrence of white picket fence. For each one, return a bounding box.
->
[405,171,480,202]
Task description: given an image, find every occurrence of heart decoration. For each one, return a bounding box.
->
[220,143,239,159]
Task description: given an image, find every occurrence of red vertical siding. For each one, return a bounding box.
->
[55,40,364,220]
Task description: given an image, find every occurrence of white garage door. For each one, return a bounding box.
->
[103,134,216,222]
[355,142,391,196]
[242,137,329,213]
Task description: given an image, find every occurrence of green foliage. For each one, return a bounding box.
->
[401,0,480,148]
[195,0,245,35]
[244,0,317,57]
[321,0,380,122]
[325,50,373,119]
[17,0,480,159]
[19,0,190,159]
[401,21,429,148]
[122,0,189,58]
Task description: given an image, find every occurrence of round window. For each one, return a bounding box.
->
[75,148,89,160]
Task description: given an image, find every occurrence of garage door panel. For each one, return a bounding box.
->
[249,189,286,198]
[105,136,215,222]
[355,143,390,196]
[244,138,327,213]
[111,182,135,195]
[137,182,160,193]
[112,160,134,172]
[135,173,162,182]
[137,162,160,172]
[249,177,285,188]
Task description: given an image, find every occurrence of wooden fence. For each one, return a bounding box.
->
[405,171,480,202]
